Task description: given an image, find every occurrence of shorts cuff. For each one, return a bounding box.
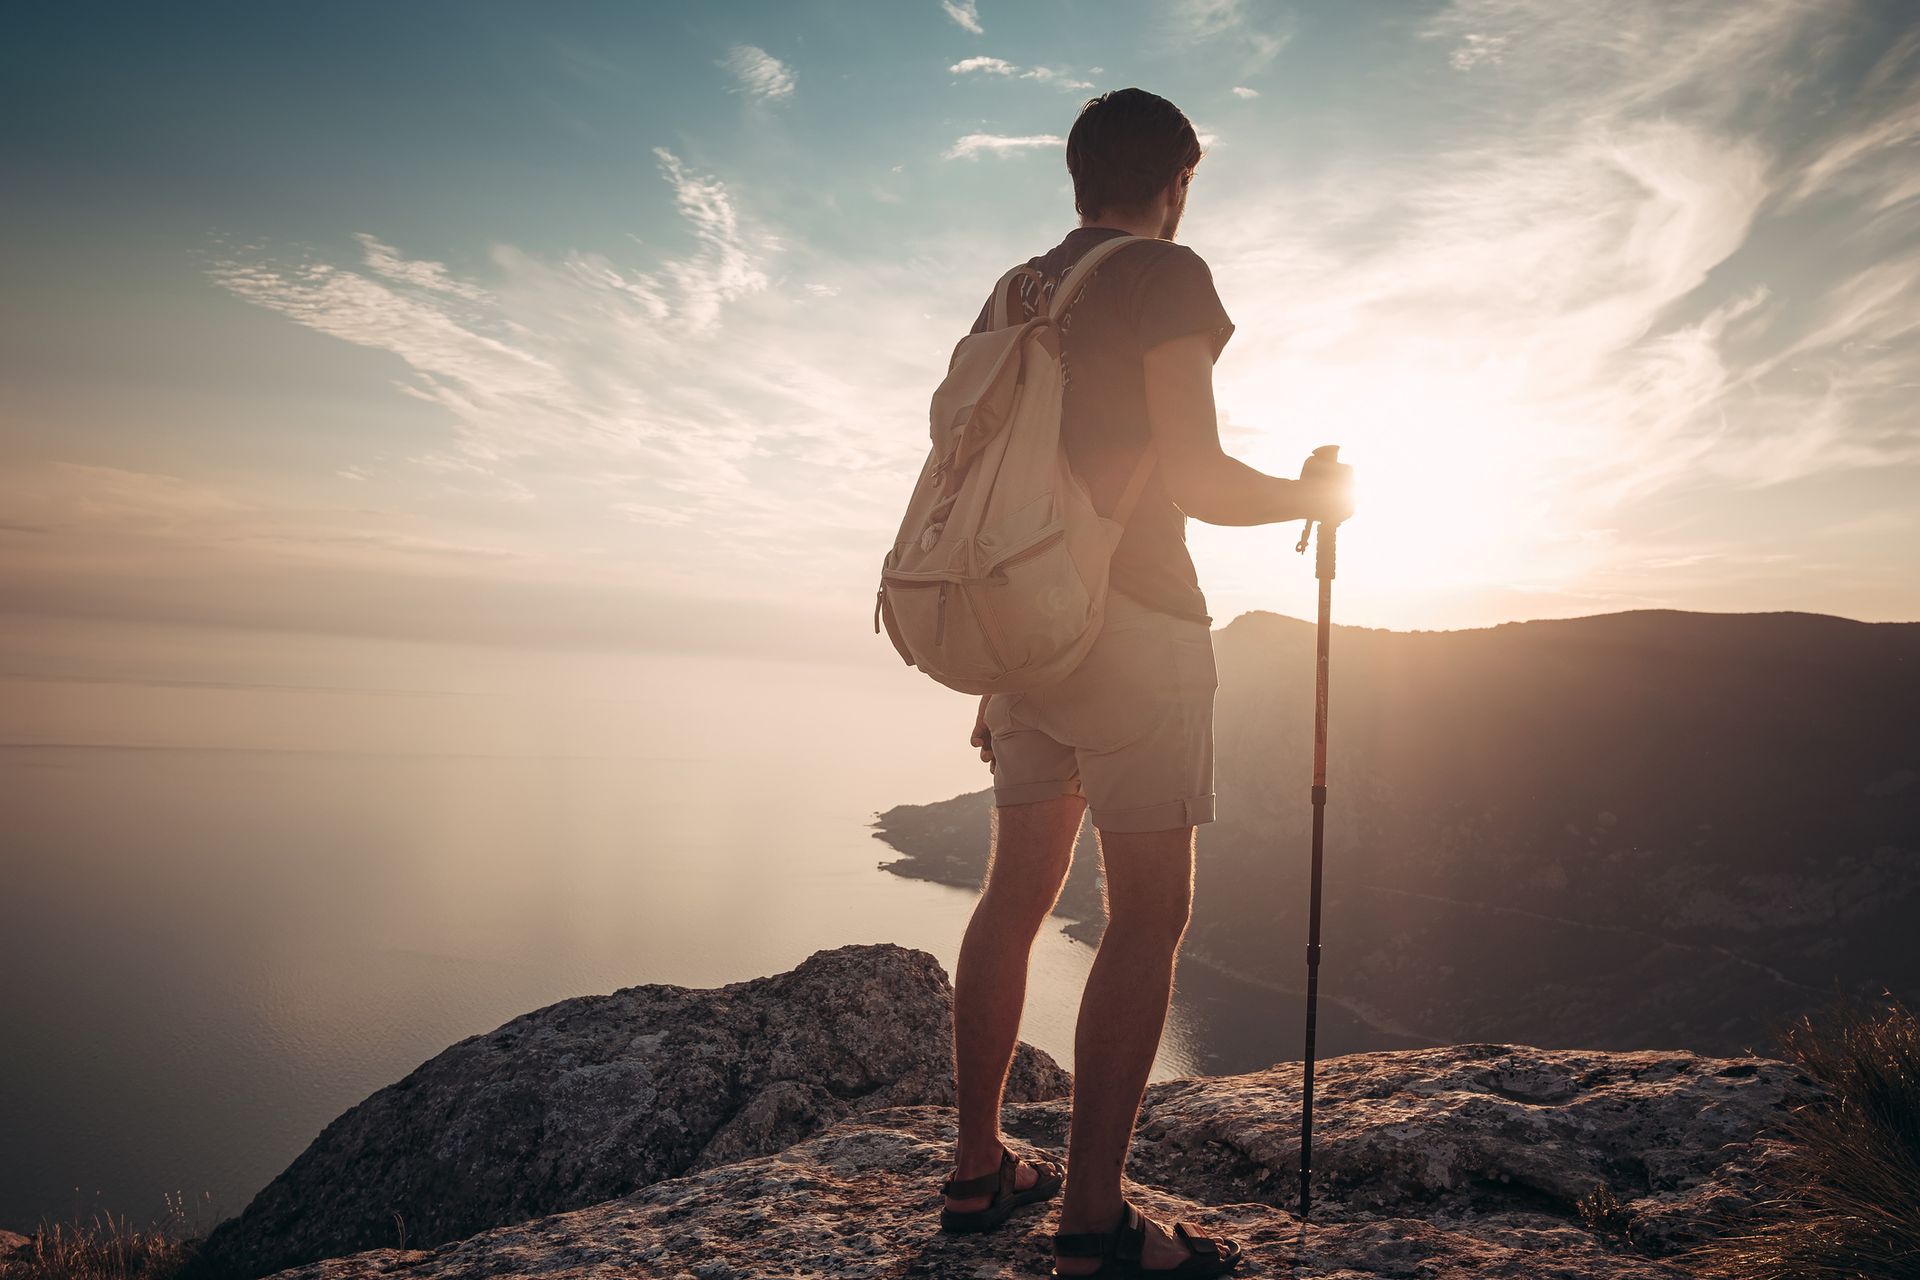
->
[993,777,1084,808]
[1091,794,1215,833]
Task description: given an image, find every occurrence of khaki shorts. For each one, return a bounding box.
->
[984,592,1217,832]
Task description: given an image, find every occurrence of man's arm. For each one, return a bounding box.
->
[1143,332,1348,527]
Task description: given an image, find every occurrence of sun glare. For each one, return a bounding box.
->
[1216,361,1568,614]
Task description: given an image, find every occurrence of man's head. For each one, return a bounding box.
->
[1066,88,1204,240]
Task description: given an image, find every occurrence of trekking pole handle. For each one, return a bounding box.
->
[1294,445,1343,559]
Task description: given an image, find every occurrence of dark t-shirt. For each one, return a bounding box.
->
[969,227,1233,623]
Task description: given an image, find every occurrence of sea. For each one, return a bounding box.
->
[0,615,1343,1233]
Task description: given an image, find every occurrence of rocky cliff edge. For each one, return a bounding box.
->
[195,945,1807,1279]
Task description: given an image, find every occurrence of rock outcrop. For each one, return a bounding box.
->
[266,1039,1810,1279]
[190,945,1068,1280]
[0,1231,30,1265]
[189,944,1810,1279]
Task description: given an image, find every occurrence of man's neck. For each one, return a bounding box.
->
[1078,214,1164,240]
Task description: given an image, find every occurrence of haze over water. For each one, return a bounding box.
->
[1,617,1286,1232]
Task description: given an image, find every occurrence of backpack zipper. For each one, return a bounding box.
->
[987,528,1066,582]
[966,529,1067,669]
[873,578,951,652]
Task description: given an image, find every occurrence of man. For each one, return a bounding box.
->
[936,89,1355,1276]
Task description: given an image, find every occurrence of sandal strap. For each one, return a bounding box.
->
[1054,1201,1145,1262]
[1173,1222,1220,1260]
[1051,1229,1116,1259]
[940,1148,1012,1199]
[1114,1203,1147,1264]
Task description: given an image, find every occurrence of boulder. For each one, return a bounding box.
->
[0,1230,32,1264]
[190,944,1068,1279]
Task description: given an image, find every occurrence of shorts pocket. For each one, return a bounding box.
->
[1171,625,1217,698]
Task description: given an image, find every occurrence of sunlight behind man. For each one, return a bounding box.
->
[1213,359,1559,607]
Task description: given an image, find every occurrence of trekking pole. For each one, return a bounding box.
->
[1292,444,1342,1221]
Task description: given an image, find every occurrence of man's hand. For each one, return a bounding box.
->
[1296,451,1356,525]
[971,695,994,765]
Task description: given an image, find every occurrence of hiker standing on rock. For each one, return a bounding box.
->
[885,89,1354,1276]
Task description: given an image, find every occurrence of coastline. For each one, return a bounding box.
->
[875,842,1434,1062]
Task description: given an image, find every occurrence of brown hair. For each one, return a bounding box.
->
[1066,88,1204,220]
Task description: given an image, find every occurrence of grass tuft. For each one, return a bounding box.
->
[1575,1182,1633,1239]
[1690,998,1920,1279]
[1,1192,209,1280]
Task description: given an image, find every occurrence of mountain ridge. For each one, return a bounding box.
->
[877,606,1920,1060]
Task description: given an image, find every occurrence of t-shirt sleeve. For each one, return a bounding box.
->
[968,293,992,336]
[1128,246,1234,361]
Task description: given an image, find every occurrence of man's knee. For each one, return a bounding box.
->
[991,801,1078,864]
[980,797,1082,906]
[1109,892,1192,950]
[1097,826,1195,948]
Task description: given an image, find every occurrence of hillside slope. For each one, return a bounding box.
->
[879,610,1920,1054]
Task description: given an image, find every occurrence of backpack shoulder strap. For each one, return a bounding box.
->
[1046,234,1159,526]
[1048,234,1150,322]
[1111,445,1159,526]
[989,263,1045,330]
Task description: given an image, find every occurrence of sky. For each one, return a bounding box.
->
[3,0,1917,663]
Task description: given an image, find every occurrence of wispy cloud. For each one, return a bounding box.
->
[0,461,532,572]
[1021,65,1094,90]
[0,460,866,653]
[722,44,795,100]
[940,0,983,35]
[943,132,1064,159]
[1231,86,1260,99]
[1447,32,1509,70]
[649,147,772,329]
[1168,0,1294,69]
[948,55,1092,89]
[203,152,991,616]
[1781,25,1920,212]
[949,55,1014,75]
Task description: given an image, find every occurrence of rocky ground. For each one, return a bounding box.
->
[268,1043,1809,1279]
[183,945,1810,1280]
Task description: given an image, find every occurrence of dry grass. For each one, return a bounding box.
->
[1575,1182,1632,1240]
[1,1193,210,1280]
[1689,999,1920,1279]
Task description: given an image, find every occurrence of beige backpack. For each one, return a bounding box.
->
[874,234,1156,695]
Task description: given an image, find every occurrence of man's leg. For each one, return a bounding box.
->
[1055,825,1196,1273]
[946,794,1086,1208]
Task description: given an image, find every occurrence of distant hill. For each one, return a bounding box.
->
[876,610,1920,1056]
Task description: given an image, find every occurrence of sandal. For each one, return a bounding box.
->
[1051,1200,1243,1277]
[939,1146,1065,1234]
